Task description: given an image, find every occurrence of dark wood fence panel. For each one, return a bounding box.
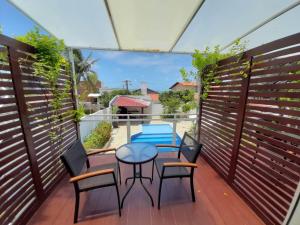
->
[199,32,300,225]
[0,34,77,225]
[234,34,300,225]
[18,53,77,192]
[0,44,38,225]
[199,57,246,178]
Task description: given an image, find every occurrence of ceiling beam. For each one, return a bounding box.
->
[63,45,193,55]
[104,0,121,50]
[169,0,206,52]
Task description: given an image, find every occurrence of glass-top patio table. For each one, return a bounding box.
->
[116,143,158,207]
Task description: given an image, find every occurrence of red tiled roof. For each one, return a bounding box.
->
[148,93,159,102]
[169,81,197,89]
[112,96,149,107]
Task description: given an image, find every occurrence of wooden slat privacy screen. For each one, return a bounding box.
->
[199,32,300,225]
[0,34,78,225]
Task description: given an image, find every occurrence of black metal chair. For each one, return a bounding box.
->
[155,132,202,209]
[60,140,121,223]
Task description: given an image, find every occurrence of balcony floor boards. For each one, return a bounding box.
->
[28,153,264,225]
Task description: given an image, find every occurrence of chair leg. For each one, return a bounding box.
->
[158,178,163,209]
[115,184,122,216]
[118,161,121,185]
[190,176,196,202]
[74,191,80,223]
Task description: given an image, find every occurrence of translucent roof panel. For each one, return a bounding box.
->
[174,0,299,53]
[107,0,203,52]
[240,5,300,49]
[8,0,300,53]
[9,0,118,49]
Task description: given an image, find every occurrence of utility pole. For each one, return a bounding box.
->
[123,80,131,91]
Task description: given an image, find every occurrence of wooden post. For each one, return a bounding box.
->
[68,48,80,139]
[197,80,204,143]
[173,114,177,145]
[8,47,45,201]
[228,56,253,183]
[127,114,131,143]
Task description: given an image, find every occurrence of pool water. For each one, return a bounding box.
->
[131,124,181,152]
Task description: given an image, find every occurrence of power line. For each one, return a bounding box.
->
[122,80,132,91]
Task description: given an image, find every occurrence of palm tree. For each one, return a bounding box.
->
[72,49,99,88]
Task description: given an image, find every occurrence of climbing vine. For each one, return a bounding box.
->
[180,40,247,100]
[17,28,80,144]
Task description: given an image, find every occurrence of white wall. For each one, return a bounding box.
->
[151,103,164,114]
[79,108,111,142]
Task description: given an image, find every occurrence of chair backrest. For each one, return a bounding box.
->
[60,140,88,177]
[179,132,202,163]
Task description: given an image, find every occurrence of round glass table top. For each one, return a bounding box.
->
[116,143,158,164]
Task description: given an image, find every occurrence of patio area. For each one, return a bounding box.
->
[27,153,263,225]
[1,1,300,225]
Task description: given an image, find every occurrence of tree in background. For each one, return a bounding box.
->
[72,49,102,102]
[72,49,100,88]
[159,90,196,114]
[78,72,101,101]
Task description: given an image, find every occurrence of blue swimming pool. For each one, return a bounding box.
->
[131,124,181,152]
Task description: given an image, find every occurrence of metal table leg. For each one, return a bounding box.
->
[139,164,154,206]
[124,163,152,184]
[121,163,154,208]
[121,164,136,208]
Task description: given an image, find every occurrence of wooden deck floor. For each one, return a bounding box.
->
[28,153,265,225]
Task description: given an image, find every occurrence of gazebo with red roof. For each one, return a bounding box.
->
[111,95,150,114]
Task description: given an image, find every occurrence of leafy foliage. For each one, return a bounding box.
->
[78,72,101,101]
[72,49,99,86]
[84,121,112,149]
[17,28,72,143]
[180,41,247,100]
[17,28,70,112]
[159,90,196,115]
[72,104,85,122]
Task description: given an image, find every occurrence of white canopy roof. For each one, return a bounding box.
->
[8,0,300,53]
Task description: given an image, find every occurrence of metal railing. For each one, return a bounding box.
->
[79,113,198,144]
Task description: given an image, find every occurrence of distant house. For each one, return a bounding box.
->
[87,93,101,104]
[147,93,159,103]
[169,82,197,92]
[133,88,159,94]
[133,87,160,103]
[110,95,151,114]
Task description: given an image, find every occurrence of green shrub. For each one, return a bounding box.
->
[159,90,196,117]
[84,121,112,150]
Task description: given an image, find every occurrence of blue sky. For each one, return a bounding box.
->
[1,0,299,91]
[0,0,192,91]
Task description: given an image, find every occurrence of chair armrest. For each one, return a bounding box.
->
[87,148,116,156]
[163,162,197,168]
[69,168,114,183]
[156,144,180,148]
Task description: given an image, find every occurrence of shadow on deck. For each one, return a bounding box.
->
[28,153,264,225]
